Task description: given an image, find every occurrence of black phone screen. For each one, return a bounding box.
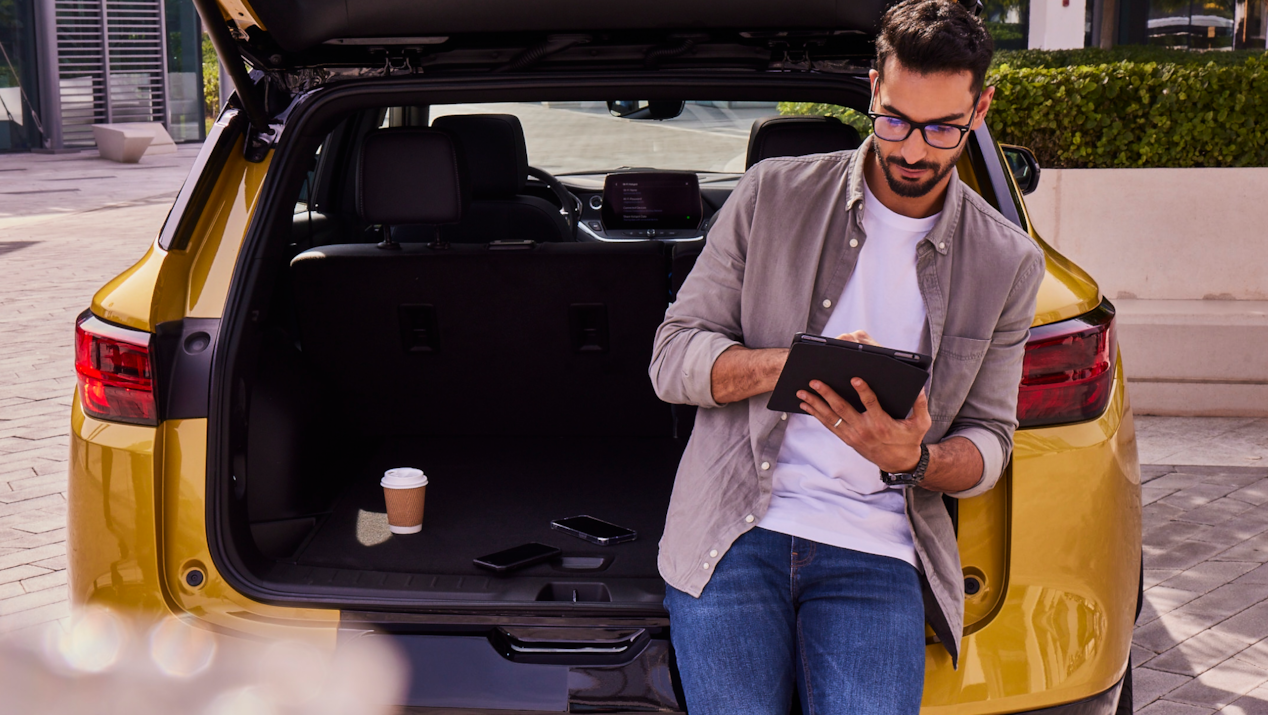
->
[475,542,559,569]
[555,516,635,540]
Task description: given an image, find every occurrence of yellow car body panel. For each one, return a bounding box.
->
[68,393,167,614]
[89,131,271,333]
[922,359,1140,713]
[68,398,339,642]
[158,418,340,645]
[68,116,1139,711]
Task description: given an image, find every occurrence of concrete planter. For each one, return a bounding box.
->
[91,125,152,163]
[1024,167,1268,417]
[90,122,177,163]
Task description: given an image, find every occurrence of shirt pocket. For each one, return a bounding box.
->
[929,335,992,422]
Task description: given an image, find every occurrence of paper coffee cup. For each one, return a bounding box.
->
[381,468,428,534]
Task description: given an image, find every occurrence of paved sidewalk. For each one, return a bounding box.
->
[0,146,200,634]
[1135,464,1268,714]
[1,118,1267,712]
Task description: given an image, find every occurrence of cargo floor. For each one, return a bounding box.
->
[291,436,683,582]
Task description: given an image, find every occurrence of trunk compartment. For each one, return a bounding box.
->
[228,240,686,611]
[254,434,680,605]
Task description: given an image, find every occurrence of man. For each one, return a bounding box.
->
[648,1,1046,713]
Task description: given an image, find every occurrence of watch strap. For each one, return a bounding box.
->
[880,444,930,487]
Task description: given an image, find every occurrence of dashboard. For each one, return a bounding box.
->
[562,170,731,242]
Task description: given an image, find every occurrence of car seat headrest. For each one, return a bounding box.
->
[431,114,530,199]
[357,128,468,225]
[746,115,863,169]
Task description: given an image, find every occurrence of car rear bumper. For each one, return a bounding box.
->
[68,362,1140,713]
[1016,671,1125,715]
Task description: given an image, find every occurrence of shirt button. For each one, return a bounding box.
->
[702,562,710,570]
[822,299,832,309]
[781,413,788,421]
[710,549,718,558]
[761,461,770,470]
[745,514,755,523]
[849,238,859,248]
[939,242,946,250]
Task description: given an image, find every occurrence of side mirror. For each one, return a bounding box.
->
[1000,144,1041,195]
[606,100,685,121]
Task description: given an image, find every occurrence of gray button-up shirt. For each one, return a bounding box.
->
[649,137,1045,665]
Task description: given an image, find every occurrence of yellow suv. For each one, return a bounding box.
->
[69,0,1141,712]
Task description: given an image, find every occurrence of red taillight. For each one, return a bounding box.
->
[75,312,157,425]
[1017,301,1116,428]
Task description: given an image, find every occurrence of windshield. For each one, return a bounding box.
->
[427,101,849,175]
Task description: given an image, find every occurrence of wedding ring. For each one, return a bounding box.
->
[833,417,843,428]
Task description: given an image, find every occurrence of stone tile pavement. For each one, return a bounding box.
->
[0,118,1267,712]
[1134,464,1268,714]
[0,146,201,635]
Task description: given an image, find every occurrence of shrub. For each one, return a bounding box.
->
[988,53,1268,167]
[781,50,1268,168]
[203,33,220,134]
[992,47,1264,69]
[776,102,873,140]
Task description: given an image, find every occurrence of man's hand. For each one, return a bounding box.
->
[798,377,985,493]
[835,330,879,346]
[797,378,931,473]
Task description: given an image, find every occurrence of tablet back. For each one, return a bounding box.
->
[766,342,930,420]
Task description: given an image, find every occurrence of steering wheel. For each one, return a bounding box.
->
[527,166,582,238]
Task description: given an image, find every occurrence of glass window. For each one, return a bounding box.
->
[1235,0,1268,48]
[165,0,205,141]
[984,0,1031,49]
[429,101,787,176]
[0,0,44,151]
[1147,0,1236,47]
[1117,0,1239,46]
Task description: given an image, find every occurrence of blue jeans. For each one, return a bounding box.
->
[665,528,926,715]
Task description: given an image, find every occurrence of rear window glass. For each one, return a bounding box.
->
[427,101,866,176]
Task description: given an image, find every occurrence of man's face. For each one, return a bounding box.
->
[868,60,994,199]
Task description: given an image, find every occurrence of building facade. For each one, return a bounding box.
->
[0,0,203,153]
[1021,0,1263,50]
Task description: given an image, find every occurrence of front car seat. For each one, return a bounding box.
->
[745,115,863,169]
[674,116,864,299]
[431,114,571,243]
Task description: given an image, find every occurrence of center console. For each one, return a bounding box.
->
[577,171,705,241]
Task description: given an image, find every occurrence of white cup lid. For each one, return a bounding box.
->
[381,467,428,489]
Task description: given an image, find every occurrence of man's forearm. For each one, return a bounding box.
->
[710,345,789,404]
[918,436,985,494]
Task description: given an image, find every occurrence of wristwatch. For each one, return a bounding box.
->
[880,444,930,487]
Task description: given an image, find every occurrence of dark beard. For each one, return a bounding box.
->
[876,148,960,199]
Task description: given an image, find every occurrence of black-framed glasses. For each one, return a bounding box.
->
[867,88,981,150]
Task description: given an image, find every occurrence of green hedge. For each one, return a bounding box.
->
[781,50,1268,168]
[989,52,1268,167]
[992,47,1265,69]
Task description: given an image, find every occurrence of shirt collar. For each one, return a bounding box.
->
[845,135,961,256]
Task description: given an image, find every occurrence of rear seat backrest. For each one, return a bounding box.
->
[290,242,673,438]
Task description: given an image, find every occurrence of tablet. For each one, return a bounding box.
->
[766,334,932,420]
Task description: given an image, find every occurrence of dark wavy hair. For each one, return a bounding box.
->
[875,0,995,91]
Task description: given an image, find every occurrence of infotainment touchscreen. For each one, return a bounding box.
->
[601,172,703,231]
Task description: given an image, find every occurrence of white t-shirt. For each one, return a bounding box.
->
[758,179,940,566]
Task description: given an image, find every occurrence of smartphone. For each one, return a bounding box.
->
[551,515,638,546]
[473,543,562,573]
